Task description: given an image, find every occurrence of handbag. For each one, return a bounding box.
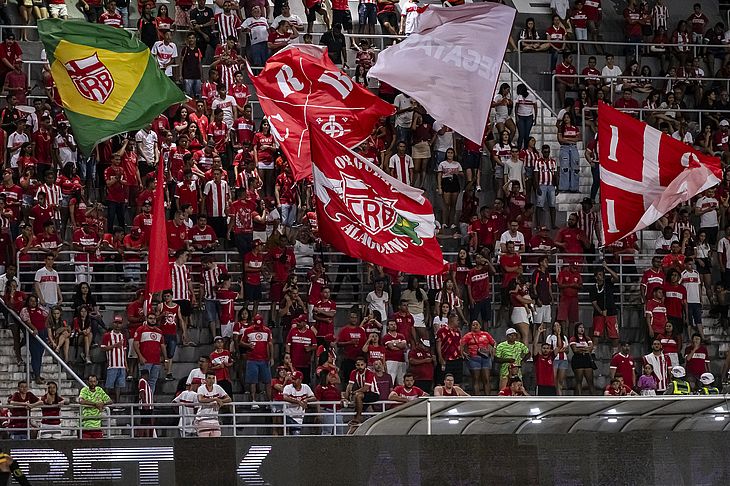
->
[473,335,491,360]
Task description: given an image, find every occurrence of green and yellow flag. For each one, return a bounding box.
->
[38,19,185,154]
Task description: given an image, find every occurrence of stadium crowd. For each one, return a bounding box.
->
[0,0,729,438]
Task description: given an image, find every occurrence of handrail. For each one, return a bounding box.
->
[518,38,712,78]
[0,295,86,389]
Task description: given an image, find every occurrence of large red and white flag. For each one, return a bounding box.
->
[367,3,515,144]
[310,126,446,275]
[599,102,722,246]
[248,45,395,181]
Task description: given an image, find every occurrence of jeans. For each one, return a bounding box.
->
[516,115,534,150]
[107,201,126,232]
[395,126,411,146]
[141,363,162,394]
[79,157,97,186]
[30,329,48,379]
[590,164,600,201]
[558,144,580,192]
[184,79,202,98]
[280,204,297,227]
[118,7,129,27]
[249,42,269,67]
[320,410,345,435]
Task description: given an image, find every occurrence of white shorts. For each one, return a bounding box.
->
[534,305,552,324]
[49,4,68,17]
[128,338,138,359]
[412,312,425,328]
[221,322,234,338]
[38,425,63,439]
[386,360,407,386]
[511,307,529,324]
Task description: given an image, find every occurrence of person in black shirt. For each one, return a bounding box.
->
[320,23,348,68]
[190,0,216,60]
[137,3,158,50]
[590,262,620,354]
[180,32,204,98]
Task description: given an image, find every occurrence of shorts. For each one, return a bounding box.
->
[467,355,492,370]
[221,321,234,338]
[246,359,272,384]
[332,9,353,31]
[164,334,178,359]
[106,367,127,389]
[511,306,529,324]
[557,296,579,322]
[470,299,492,324]
[536,385,557,396]
[20,0,32,6]
[174,299,192,318]
[270,281,284,303]
[697,257,712,275]
[81,429,104,439]
[412,312,425,328]
[245,283,263,301]
[444,359,464,384]
[49,4,68,17]
[688,303,702,327]
[462,150,481,171]
[377,11,398,30]
[306,3,326,23]
[358,3,377,26]
[533,304,552,324]
[362,391,380,404]
[574,27,587,41]
[536,185,556,208]
[571,353,593,370]
[412,141,431,159]
[38,425,63,439]
[205,298,220,324]
[593,315,618,339]
[553,358,569,370]
[441,176,460,193]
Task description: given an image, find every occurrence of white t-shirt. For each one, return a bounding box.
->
[34,267,60,305]
[717,238,730,269]
[196,383,228,421]
[366,291,389,320]
[695,196,719,228]
[515,93,537,117]
[402,0,422,35]
[7,132,29,168]
[601,65,622,84]
[394,94,413,128]
[499,230,526,253]
[493,93,510,120]
[681,270,701,304]
[654,235,674,251]
[172,390,198,435]
[672,130,694,144]
[135,129,158,164]
[550,0,570,19]
[242,16,270,44]
[211,95,237,128]
[432,316,448,330]
[437,160,462,180]
[282,383,314,422]
[432,122,454,153]
[151,41,178,76]
[503,159,524,189]
[54,134,77,166]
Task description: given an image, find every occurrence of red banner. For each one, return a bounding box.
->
[145,161,172,294]
[311,126,445,275]
[248,45,395,180]
[599,102,722,246]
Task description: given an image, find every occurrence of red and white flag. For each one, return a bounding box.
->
[367,3,515,144]
[599,102,722,246]
[310,126,446,275]
[248,45,395,181]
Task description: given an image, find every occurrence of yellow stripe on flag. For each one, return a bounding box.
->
[50,40,149,121]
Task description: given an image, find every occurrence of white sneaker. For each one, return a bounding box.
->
[251,403,260,410]
[476,185,482,192]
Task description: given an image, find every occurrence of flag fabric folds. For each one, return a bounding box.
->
[37,18,186,154]
[367,3,516,144]
[599,102,722,246]
[145,160,172,295]
[248,45,395,180]
[310,126,445,275]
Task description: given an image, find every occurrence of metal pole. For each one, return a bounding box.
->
[518,39,522,76]
[551,75,556,114]
[426,400,432,436]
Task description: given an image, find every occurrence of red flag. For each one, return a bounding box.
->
[145,161,172,294]
[599,102,722,246]
[248,45,395,180]
[310,125,446,275]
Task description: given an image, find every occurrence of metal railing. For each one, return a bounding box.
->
[550,73,730,113]
[518,39,714,80]
[0,295,86,388]
[1,400,397,438]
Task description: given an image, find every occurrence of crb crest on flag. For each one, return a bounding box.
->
[311,127,445,275]
[64,53,114,104]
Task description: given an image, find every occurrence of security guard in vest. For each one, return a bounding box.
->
[696,372,720,395]
[664,365,691,395]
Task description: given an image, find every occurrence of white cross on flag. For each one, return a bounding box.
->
[599,102,722,246]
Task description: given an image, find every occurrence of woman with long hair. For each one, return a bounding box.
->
[546,321,569,395]
[509,277,533,348]
[436,148,463,231]
[694,230,714,304]
[58,162,81,239]
[657,320,682,368]
[410,107,434,189]
[173,106,190,136]
[492,83,516,140]
[449,248,472,303]
[557,111,581,193]
[154,4,175,40]
[19,295,49,384]
[432,302,452,331]
[435,280,466,325]
[46,305,70,362]
[491,129,512,198]
[570,323,595,395]
[73,305,93,365]
[252,119,277,196]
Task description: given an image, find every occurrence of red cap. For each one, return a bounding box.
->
[253,314,264,326]
[292,371,303,380]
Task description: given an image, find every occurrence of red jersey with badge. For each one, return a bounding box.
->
[134,324,164,364]
[436,327,462,361]
[286,326,317,368]
[217,288,238,325]
[337,326,367,360]
[159,302,179,336]
[609,352,636,389]
[243,324,272,361]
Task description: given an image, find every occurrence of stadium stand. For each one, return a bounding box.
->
[0,0,728,440]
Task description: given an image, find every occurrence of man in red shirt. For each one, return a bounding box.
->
[557,260,582,333]
[337,309,367,383]
[381,318,407,386]
[393,300,416,345]
[555,213,588,264]
[663,269,687,335]
[189,214,219,252]
[641,256,665,304]
[498,376,530,396]
[98,0,123,27]
[545,14,566,72]
[216,273,238,338]
[609,341,637,389]
[555,52,577,107]
[104,152,128,232]
[133,313,168,394]
[285,315,317,384]
[613,87,640,117]
[244,239,264,314]
[166,210,191,256]
[126,290,147,379]
[241,313,273,409]
[466,253,495,325]
[580,55,602,104]
[72,221,100,283]
[408,338,435,394]
[713,119,730,166]
[275,164,298,227]
[436,315,463,385]
[533,324,556,396]
[645,287,668,336]
[209,336,234,396]
[313,286,337,338]
[389,372,428,404]
[344,356,380,425]
[227,187,262,257]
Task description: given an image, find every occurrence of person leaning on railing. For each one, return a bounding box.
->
[78,374,112,439]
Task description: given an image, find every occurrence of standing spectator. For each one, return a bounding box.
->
[460,321,495,395]
[684,333,710,389]
[151,30,178,79]
[304,0,330,34]
[610,341,637,390]
[646,287,668,337]
[687,3,709,46]
[466,254,495,324]
[436,314,463,385]
[663,269,688,338]
[382,319,407,386]
[570,323,595,395]
[534,145,558,228]
[170,250,196,346]
[696,187,720,245]
[557,260,582,334]
[555,213,588,263]
[408,338,435,394]
[388,141,414,186]
[190,0,215,58]
[135,369,155,438]
[282,370,315,434]
[591,264,620,354]
[531,255,553,328]
[38,381,69,439]
[241,313,273,409]
[532,324,557,396]
[436,148,463,231]
[7,380,41,440]
[641,255,666,303]
[78,375,112,439]
[514,84,536,150]
[180,33,204,98]
[495,328,529,390]
[393,91,414,146]
[320,23,348,68]
[643,339,669,393]
[242,6,270,67]
[196,371,231,437]
[100,316,127,404]
[98,0,123,27]
[545,322,569,395]
[337,308,368,383]
[557,112,581,193]
[133,312,168,394]
[651,0,669,34]
[545,14,567,72]
[210,336,234,396]
[400,0,424,36]
[285,315,317,383]
[33,254,62,310]
[215,1,242,46]
[315,371,344,435]
[682,259,705,340]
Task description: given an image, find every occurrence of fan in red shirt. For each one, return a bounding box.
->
[609,342,637,389]
[684,334,710,383]
[207,109,229,153]
[533,326,557,396]
[285,315,317,383]
[243,240,265,313]
[393,301,416,345]
[166,211,190,256]
[228,72,249,112]
[641,256,665,303]
[388,373,428,405]
[662,269,687,334]
[499,241,522,290]
[337,312,368,379]
[498,376,530,396]
[241,314,274,407]
[408,338,435,393]
[132,313,168,394]
[209,336,234,396]
[557,261,582,326]
[436,317,463,384]
[313,287,337,337]
[216,274,238,338]
[555,213,588,264]
[645,287,668,336]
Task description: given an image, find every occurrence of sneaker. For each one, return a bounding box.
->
[476,185,482,192]
[86,358,92,365]
[126,376,133,381]
[165,373,174,381]
[250,403,260,410]
[525,356,533,362]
